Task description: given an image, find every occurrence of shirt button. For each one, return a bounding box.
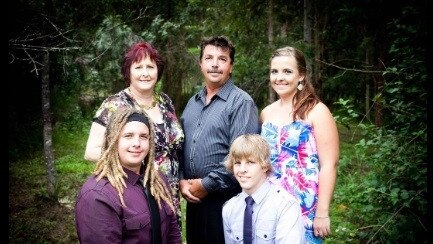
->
[264,234,267,238]
[236,237,239,240]
[193,140,196,143]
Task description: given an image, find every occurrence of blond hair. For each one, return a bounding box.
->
[93,107,175,213]
[225,134,273,176]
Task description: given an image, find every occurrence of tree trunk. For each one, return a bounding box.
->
[41,51,56,197]
[267,0,276,104]
[313,2,327,96]
[303,0,314,88]
[303,0,312,44]
[365,48,372,120]
[373,73,384,127]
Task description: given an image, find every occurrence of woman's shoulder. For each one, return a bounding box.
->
[101,89,124,100]
[157,92,175,106]
[157,92,171,102]
[260,101,279,120]
[309,102,332,119]
[98,90,131,108]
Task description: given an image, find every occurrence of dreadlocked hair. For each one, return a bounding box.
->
[93,107,175,213]
[271,46,320,120]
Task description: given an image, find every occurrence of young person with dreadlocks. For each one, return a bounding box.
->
[75,107,181,244]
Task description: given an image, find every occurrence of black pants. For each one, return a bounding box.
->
[186,190,239,244]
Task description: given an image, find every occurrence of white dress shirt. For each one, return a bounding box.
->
[222,180,306,243]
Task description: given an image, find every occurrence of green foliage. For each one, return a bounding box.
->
[330,5,427,241]
[333,98,360,130]
[9,118,94,243]
[9,0,428,242]
[333,90,426,242]
[77,15,141,115]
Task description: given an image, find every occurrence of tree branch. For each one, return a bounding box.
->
[315,58,385,74]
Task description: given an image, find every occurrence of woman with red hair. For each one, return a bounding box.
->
[84,41,184,225]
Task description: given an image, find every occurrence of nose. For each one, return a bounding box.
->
[211,58,219,67]
[239,163,247,172]
[276,72,285,81]
[141,68,150,77]
[132,136,141,147]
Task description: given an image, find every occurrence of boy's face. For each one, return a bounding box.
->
[118,121,150,174]
[233,157,267,195]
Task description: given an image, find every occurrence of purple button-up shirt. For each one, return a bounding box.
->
[75,168,181,244]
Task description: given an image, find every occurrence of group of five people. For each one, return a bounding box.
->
[75,35,339,243]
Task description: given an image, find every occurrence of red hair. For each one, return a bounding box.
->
[121,41,164,86]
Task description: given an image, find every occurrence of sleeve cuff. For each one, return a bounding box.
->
[201,176,217,193]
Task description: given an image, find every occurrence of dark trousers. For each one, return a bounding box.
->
[186,191,238,244]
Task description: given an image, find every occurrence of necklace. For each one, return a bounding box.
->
[128,87,158,110]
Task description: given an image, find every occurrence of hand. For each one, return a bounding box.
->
[179,179,201,203]
[189,179,208,200]
[313,216,331,239]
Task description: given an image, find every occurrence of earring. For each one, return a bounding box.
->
[297,81,304,91]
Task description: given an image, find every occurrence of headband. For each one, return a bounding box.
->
[127,112,150,127]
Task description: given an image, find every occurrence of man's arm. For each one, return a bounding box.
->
[199,99,260,194]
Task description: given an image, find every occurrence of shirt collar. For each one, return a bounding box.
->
[194,79,235,102]
[241,180,272,204]
[122,167,143,185]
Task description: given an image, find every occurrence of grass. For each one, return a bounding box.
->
[9,121,360,243]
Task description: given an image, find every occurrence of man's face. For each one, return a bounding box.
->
[199,45,233,89]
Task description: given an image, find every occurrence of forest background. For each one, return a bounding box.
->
[8,0,429,243]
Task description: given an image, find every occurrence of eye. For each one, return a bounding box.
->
[140,134,149,140]
[234,161,241,165]
[123,133,133,138]
[283,69,292,74]
[247,161,256,165]
[270,69,278,74]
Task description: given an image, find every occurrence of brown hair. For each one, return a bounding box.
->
[271,46,320,120]
[200,36,235,64]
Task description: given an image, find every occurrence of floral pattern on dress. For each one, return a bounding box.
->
[94,90,184,225]
[261,121,321,244]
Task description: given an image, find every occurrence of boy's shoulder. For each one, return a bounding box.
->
[223,192,243,209]
[226,191,242,202]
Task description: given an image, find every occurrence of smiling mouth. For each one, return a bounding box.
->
[208,70,222,74]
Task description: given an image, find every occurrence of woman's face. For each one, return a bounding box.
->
[129,55,158,92]
[118,121,150,174]
[270,55,305,98]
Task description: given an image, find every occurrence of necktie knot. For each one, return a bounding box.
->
[245,196,254,206]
